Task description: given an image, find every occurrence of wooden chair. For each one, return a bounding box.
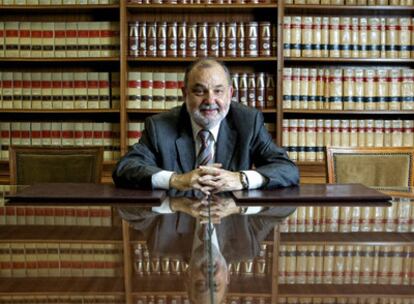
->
[9,146,103,185]
[326,146,414,191]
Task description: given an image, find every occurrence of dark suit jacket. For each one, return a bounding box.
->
[120,206,295,262]
[113,102,299,189]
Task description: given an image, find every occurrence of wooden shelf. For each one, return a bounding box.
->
[285,57,414,64]
[279,284,414,297]
[281,232,414,245]
[284,4,414,16]
[127,108,277,114]
[0,4,119,12]
[128,57,277,62]
[283,109,414,115]
[0,109,120,114]
[0,57,119,63]
[126,3,277,13]
[0,226,123,242]
[0,277,125,294]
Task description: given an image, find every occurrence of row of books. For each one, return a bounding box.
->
[0,296,124,304]
[0,22,119,58]
[0,121,121,160]
[278,244,413,285]
[283,16,414,59]
[280,201,414,233]
[231,72,275,109]
[133,242,271,277]
[283,68,414,111]
[278,298,414,304]
[128,0,274,3]
[0,205,112,226]
[127,122,276,147]
[282,119,414,162]
[0,71,118,110]
[1,0,118,4]
[128,21,276,58]
[127,71,184,110]
[137,296,270,304]
[0,242,123,277]
[285,0,414,4]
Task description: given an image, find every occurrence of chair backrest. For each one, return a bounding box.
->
[9,146,103,185]
[326,146,414,190]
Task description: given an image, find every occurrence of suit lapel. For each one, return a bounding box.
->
[215,118,237,170]
[176,106,195,172]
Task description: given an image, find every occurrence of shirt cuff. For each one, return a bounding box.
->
[244,206,263,214]
[152,170,175,189]
[243,170,266,189]
[152,198,173,213]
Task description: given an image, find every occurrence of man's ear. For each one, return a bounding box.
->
[228,86,233,97]
[181,87,187,99]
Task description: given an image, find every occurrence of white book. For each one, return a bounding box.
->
[42,22,54,58]
[103,122,113,161]
[77,22,89,58]
[0,122,11,160]
[31,22,43,58]
[89,22,101,57]
[4,22,19,58]
[165,72,178,109]
[61,122,75,146]
[87,72,99,109]
[11,122,22,145]
[12,72,23,109]
[74,73,87,109]
[51,122,62,146]
[41,72,53,109]
[74,122,84,146]
[31,72,42,109]
[20,122,31,145]
[51,72,63,109]
[83,122,93,146]
[98,73,110,109]
[127,71,141,109]
[54,22,66,58]
[2,72,13,109]
[152,72,165,109]
[22,73,31,109]
[19,22,31,57]
[140,72,153,109]
[65,22,78,58]
[93,122,104,146]
[62,72,74,109]
[41,122,52,146]
[31,122,42,146]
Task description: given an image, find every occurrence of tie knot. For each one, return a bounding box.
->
[198,130,211,145]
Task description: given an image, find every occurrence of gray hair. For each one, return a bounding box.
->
[183,58,232,89]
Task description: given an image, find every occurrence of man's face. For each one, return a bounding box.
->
[186,244,230,304]
[183,64,233,129]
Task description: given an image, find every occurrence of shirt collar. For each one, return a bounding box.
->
[190,118,221,143]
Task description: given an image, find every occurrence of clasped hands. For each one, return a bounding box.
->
[169,163,242,195]
[170,195,240,224]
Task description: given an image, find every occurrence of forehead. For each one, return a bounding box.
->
[188,64,228,86]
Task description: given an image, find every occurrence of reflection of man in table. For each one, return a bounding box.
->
[113,58,299,195]
[114,58,299,303]
[121,194,295,304]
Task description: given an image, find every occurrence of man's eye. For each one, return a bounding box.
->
[193,89,205,96]
[214,89,224,95]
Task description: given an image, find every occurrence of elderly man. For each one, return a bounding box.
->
[113,58,299,194]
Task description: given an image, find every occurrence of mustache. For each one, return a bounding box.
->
[199,104,219,111]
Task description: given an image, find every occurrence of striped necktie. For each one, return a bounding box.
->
[196,129,213,166]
